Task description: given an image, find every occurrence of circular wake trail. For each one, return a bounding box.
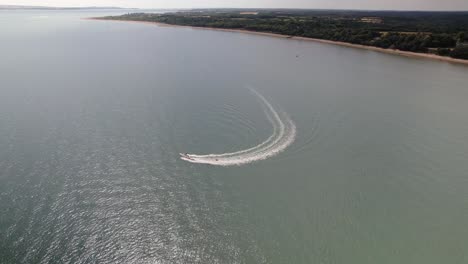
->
[181,88,296,166]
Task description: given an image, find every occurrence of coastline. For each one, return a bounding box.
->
[88,18,468,66]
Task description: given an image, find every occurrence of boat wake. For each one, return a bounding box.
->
[180,88,296,166]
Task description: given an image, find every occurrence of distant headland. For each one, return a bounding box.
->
[92,9,468,65]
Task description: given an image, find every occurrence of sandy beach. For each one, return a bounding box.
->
[88,18,468,66]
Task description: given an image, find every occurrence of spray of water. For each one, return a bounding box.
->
[180,88,296,166]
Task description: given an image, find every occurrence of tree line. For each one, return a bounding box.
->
[103,11,468,59]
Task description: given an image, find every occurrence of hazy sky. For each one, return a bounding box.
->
[2,0,468,10]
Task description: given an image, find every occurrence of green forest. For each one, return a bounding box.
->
[102,10,468,59]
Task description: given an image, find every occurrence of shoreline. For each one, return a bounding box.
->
[88,18,468,66]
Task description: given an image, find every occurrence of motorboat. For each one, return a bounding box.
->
[179,153,194,160]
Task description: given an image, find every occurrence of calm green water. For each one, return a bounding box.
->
[1,11,468,264]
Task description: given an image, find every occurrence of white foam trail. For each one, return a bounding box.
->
[181,88,296,166]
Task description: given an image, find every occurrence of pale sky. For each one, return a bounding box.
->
[2,0,468,10]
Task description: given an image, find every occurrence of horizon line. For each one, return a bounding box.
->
[1,4,468,12]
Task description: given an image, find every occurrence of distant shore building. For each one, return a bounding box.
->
[360,17,383,24]
[240,12,259,15]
